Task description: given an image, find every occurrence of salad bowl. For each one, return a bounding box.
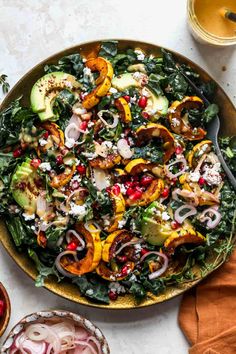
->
[0,39,235,309]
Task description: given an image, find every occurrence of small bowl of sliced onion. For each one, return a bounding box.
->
[0,282,11,337]
[1,310,110,354]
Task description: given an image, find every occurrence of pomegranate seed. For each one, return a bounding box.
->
[170,177,177,185]
[121,265,128,276]
[175,146,183,154]
[126,187,136,197]
[171,221,181,230]
[30,158,41,169]
[129,190,142,200]
[142,111,149,119]
[198,177,205,186]
[138,96,148,109]
[117,255,128,263]
[141,248,149,256]
[56,155,63,165]
[43,131,49,139]
[132,175,139,182]
[77,165,86,175]
[112,184,121,196]
[67,242,78,251]
[108,291,118,301]
[140,175,153,187]
[13,148,23,158]
[125,181,134,188]
[80,121,88,131]
[0,300,5,317]
[123,95,130,102]
[161,188,169,198]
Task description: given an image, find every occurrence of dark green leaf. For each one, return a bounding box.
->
[98,40,118,59]
[73,275,109,304]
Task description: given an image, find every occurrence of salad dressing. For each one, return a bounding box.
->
[194,0,236,38]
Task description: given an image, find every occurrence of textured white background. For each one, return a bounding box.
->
[0,0,235,353]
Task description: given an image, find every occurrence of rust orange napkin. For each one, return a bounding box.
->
[178,249,236,354]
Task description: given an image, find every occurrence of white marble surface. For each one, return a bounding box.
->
[0,0,235,353]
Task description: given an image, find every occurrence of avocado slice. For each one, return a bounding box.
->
[111,73,141,91]
[30,72,82,121]
[141,202,172,246]
[144,87,169,119]
[11,158,42,215]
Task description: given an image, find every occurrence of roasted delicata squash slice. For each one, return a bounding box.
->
[86,57,114,85]
[136,123,175,162]
[115,97,132,123]
[164,228,205,255]
[126,178,164,207]
[82,57,113,109]
[124,158,153,175]
[50,164,76,188]
[106,188,126,232]
[187,140,213,168]
[38,122,64,154]
[60,223,102,275]
[89,153,121,169]
[168,96,206,140]
[96,229,135,281]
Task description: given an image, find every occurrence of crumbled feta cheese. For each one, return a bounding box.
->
[109,87,118,94]
[82,58,87,63]
[73,107,87,115]
[118,219,126,229]
[189,171,200,182]
[39,138,48,146]
[102,141,113,149]
[85,289,94,296]
[162,212,170,221]
[203,164,222,186]
[135,49,145,61]
[129,274,137,282]
[118,183,127,194]
[171,118,180,127]
[130,96,137,104]
[134,243,142,254]
[31,225,36,231]
[71,175,82,183]
[83,67,92,76]
[39,162,51,172]
[64,80,73,89]
[133,71,143,81]
[69,203,87,218]
[141,87,151,97]
[109,282,126,294]
[22,213,35,221]
[82,151,98,159]
[88,121,95,128]
[65,138,76,149]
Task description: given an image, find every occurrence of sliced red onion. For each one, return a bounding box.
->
[139,251,169,280]
[74,340,98,354]
[174,204,197,224]
[13,332,47,354]
[172,188,199,206]
[36,194,52,219]
[84,221,101,234]
[66,188,88,205]
[75,327,89,340]
[55,250,79,277]
[117,139,134,159]
[87,336,102,354]
[115,239,145,256]
[92,168,110,191]
[65,122,81,142]
[66,230,86,251]
[199,207,222,229]
[165,158,187,179]
[97,110,119,128]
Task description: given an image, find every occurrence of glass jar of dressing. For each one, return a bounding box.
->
[187,0,236,46]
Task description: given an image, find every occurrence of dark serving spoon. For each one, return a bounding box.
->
[177,65,236,190]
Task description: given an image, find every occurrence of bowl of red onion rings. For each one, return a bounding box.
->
[1,310,110,354]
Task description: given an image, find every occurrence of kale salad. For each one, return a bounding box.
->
[0,41,235,305]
